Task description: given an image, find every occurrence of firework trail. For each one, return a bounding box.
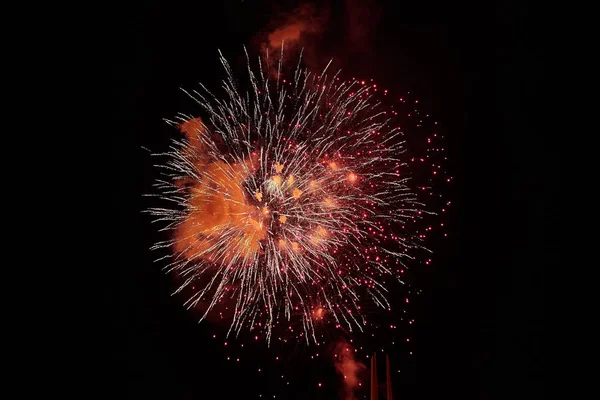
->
[146,48,430,345]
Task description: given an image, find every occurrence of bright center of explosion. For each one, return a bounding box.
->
[174,118,357,265]
[148,54,430,345]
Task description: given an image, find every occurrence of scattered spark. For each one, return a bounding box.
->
[146,49,450,348]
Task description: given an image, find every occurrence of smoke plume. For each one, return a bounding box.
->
[333,340,367,400]
[256,2,329,75]
[255,0,381,76]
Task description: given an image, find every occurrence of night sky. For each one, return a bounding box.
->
[112,0,545,398]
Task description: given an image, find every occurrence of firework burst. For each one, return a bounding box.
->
[146,48,432,345]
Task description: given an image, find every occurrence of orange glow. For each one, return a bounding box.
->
[329,162,338,170]
[279,215,287,224]
[314,307,324,319]
[311,226,329,244]
[272,175,282,185]
[275,162,284,173]
[348,173,357,183]
[287,175,295,185]
[178,118,205,150]
[173,118,268,264]
[293,188,303,198]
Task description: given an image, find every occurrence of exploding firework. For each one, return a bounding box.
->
[147,48,433,345]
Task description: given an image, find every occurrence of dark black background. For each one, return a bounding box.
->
[112,0,545,398]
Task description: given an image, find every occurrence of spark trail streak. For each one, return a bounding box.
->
[147,48,430,345]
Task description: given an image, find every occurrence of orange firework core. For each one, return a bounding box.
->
[173,118,338,265]
[174,119,268,263]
